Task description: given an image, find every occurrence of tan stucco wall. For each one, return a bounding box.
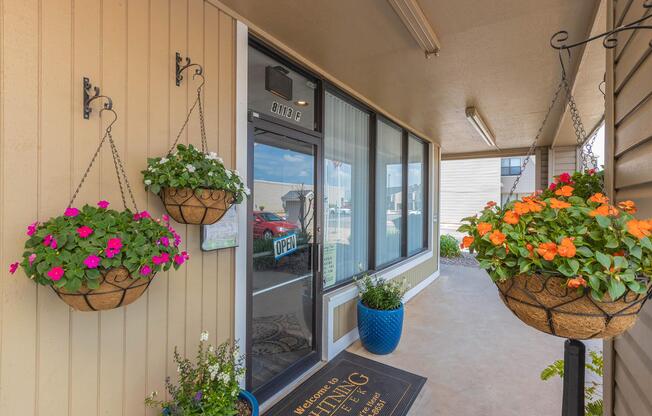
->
[0,1,237,415]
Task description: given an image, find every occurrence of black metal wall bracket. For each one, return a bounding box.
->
[175,52,203,86]
[551,0,652,51]
[83,77,113,120]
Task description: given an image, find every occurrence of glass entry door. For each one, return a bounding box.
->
[247,116,321,400]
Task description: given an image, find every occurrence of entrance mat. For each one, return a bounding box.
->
[264,351,426,416]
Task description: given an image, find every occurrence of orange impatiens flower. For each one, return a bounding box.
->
[618,200,637,214]
[513,201,531,215]
[477,222,492,237]
[557,237,576,258]
[590,204,619,217]
[589,193,609,204]
[489,230,506,246]
[627,219,652,239]
[567,276,587,289]
[555,185,574,197]
[549,198,571,209]
[537,242,558,261]
[503,210,520,225]
[526,243,535,257]
[461,236,474,249]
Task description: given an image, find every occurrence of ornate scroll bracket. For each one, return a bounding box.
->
[175,52,203,86]
[83,77,113,120]
[551,1,652,51]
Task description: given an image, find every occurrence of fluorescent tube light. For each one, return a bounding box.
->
[387,0,441,58]
[465,107,497,147]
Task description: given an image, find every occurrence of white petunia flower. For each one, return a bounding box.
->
[208,171,214,177]
[144,179,152,186]
[200,330,209,342]
[186,164,197,173]
[159,157,168,164]
[206,151,218,160]
[147,166,157,172]
[225,170,232,178]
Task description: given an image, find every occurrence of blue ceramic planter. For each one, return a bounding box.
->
[357,300,404,355]
[239,390,259,416]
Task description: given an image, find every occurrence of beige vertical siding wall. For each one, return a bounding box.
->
[549,146,578,179]
[0,1,237,415]
[605,0,652,415]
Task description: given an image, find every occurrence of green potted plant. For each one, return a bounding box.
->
[355,275,408,355]
[9,201,187,311]
[145,331,259,416]
[458,170,652,339]
[143,144,249,225]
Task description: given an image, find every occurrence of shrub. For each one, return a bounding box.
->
[458,170,652,300]
[541,169,604,200]
[441,234,462,258]
[10,202,185,292]
[142,144,249,203]
[146,331,244,416]
[355,274,407,311]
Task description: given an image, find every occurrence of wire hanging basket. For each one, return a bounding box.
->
[496,274,652,339]
[157,65,235,225]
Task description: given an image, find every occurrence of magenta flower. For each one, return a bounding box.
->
[77,226,94,238]
[105,248,118,258]
[107,238,122,250]
[9,262,19,274]
[43,234,53,247]
[139,210,151,219]
[97,200,110,209]
[558,172,572,184]
[162,214,170,224]
[27,221,39,236]
[158,236,170,247]
[64,207,80,217]
[140,265,152,276]
[152,252,170,265]
[47,266,65,281]
[133,213,141,221]
[174,252,190,266]
[84,255,100,269]
[50,238,58,249]
[28,253,37,266]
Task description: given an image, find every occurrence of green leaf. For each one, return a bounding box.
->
[613,256,628,271]
[576,246,593,257]
[641,237,652,251]
[568,259,580,275]
[595,215,611,228]
[630,245,643,260]
[596,252,612,270]
[558,263,575,277]
[608,279,626,300]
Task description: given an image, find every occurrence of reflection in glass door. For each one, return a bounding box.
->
[247,120,321,400]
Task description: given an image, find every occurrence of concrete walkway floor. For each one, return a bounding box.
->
[348,264,600,416]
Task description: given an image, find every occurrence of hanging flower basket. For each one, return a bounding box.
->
[8,108,189,312]
[159,187,234,225]
[459,170,652,340]
[143,71,248,225]
[497,274,650,339]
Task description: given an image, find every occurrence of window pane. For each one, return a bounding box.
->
[407,135,426,254]
[376,120,403,265]
[323,92,369,288]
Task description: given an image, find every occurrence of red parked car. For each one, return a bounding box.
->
[253,211,298,239]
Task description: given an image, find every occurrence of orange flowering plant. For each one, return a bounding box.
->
[458,171,651,301]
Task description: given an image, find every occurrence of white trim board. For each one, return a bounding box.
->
[234,20,248,387]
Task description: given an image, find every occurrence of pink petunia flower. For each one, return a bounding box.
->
[77,226,94,238]
[27,221,39,236]
[140,265,152,276]
[174,251,190,266]
[152,252,170,265]
[105,248,119,258]
[158,236,170,247]
[97,200,110,209]
[138,210,151,219]
[50,238,58,249]
[162,214,170,224]
[47,266,65,281]
[107,238,122,250]
[133,213,141,221]
[64,207,80,217]
[9,262,19,274]
[83,255,100,269]
[43,234,54,247]
[28,253,37,266]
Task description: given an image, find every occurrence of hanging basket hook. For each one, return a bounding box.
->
[176,52,204,87]
[83,77,113,120]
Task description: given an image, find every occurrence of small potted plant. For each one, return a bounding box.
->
[145,331,259,416]
[458,170,652,339]
[9,201,187,311]
[355,275,408,355]
[143,144,249,225]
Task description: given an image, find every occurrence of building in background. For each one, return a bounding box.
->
[500,156,536,205]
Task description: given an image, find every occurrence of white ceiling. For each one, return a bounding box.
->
[221,0,603,154]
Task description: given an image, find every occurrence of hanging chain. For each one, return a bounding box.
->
[167,74,208,155]
[68,108,138,212]
[507,78,565,200]
[562,76,598,171]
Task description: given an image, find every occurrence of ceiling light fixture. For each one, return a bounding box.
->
[295,100,309,107]
[387,0,441,58]
[465,107,496,147]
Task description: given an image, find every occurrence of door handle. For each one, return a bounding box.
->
[316,243,322,274]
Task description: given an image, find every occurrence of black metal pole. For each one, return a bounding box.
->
[562,339,585,416]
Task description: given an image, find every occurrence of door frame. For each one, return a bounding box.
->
[245,113,324,402]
